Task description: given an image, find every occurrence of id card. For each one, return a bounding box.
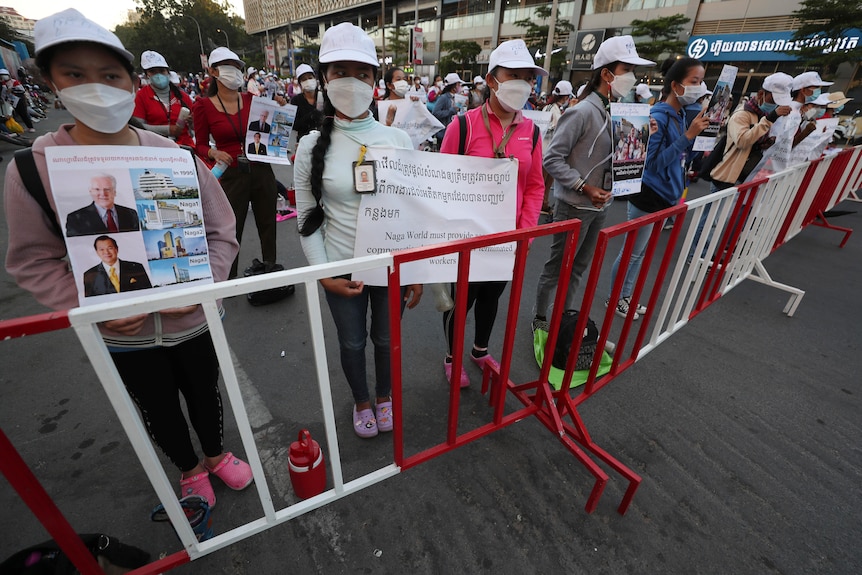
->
[353,161,376,194]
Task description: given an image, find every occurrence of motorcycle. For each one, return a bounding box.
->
[833,110,862,145]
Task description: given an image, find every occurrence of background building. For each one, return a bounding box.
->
[0,6,36,38]
[243,0,859,103]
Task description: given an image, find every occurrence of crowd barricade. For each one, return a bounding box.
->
[1,147,859,573]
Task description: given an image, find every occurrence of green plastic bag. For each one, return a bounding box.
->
[533,328,612,391]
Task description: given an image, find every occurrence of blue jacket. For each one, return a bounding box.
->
[642,101,693,206]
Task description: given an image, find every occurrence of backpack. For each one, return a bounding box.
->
[698,133,728,183]
[0,533,150,574]
[243,258,295,306]
[551,310,599,371]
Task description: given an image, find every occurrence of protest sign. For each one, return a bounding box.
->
[377,99,445,149]
[353,147,518,286]
[791,117,838,163]
[244,96,297,165]
[694,64,738,151]
[610,102,650,196]
[45,146,214,307]
[744,109,801,182]
[521,109,552,140]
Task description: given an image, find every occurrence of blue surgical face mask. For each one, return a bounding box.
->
[759,101,777,115]
[149,73,170,90]
[805,87,822,103]
[834,105,845,114]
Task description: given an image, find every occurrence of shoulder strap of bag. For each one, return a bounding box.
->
[14,148,62,237]
[532,124,540,152]
[457,114,468,155]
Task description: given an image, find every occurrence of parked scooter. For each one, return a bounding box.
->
[834,110,862,145]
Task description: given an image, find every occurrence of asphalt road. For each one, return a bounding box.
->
[1,109,860,574]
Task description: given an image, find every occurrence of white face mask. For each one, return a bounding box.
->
[675,83,708,106]
[493,79,533,113]
[392,79,409,97]
[609,71,637,99]
[325,76,373,119]
[301,78,317,93]
[436,81,444,89]
[55,83,135,134]
[216,66,244,90]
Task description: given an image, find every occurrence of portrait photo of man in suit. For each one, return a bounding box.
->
[247,132,267,156]
[248,110,271,133]
[83,235,152,297]
[65,174,140,237]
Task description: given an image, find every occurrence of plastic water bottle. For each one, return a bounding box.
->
[430,283,454,312]
[176,107,190,129]
[211,159,229,179]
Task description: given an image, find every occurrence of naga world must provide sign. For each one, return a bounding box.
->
[353,147,518,286]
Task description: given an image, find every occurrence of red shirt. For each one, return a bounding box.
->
[193,92,252,167]
[133,85,195,148]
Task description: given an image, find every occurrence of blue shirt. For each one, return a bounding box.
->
[642,101,694,206]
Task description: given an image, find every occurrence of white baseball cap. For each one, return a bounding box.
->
[489,39,548,77]
[0,69,8,75]
[791,71,833,92]
[576,83,587,98]
[296,63,314,78]
[761,72,793,106]
[247,66,256,75]
[34,8,133,63]
[592,35,655,70]
[553,80,573,96]
[473,75,485,85]
[444,72,465,87]
[169,71,180,84]
[319,22,378,67]
[140,50,168,70]
[209,47,244,68]
[635,83,652,100]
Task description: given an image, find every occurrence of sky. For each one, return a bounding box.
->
[5,0,246,32]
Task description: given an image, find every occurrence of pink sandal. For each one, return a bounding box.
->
[205,452,253,491]
[179,470,216,508]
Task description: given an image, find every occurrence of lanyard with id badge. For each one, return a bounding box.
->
[353,144,376,194]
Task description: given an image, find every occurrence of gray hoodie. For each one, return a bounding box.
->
[543,91,614,211]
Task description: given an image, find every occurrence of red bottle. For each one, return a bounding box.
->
[288,429,326,499]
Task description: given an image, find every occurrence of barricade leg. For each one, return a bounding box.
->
[811,211,854,247]
[747,260,805,316]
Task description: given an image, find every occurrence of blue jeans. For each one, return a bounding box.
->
[325,285,393,404]
[688,180,735,263]
[608,202,652,300]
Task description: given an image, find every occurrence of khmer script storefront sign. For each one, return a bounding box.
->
[687,30,862,62]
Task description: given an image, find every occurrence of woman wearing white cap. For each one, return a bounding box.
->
[605,57,709,320]
[468,76,485,110]
[294,23,422,439]
[791,71,834,146]
[133,50,194,148]
[432,72,465,133]
[194,46,285,279]
[539,80,574,212]
[437,39,546,387]
[4,9,252,507]
[533,35,654,332]
[290,63,323,141]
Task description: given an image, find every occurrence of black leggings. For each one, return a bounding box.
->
[442,281,508,356]
[110,332,223,473]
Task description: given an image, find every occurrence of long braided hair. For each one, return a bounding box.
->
[298,64,336,237]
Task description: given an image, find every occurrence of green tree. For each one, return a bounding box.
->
[788,0,862,74]
[114,0,255,74]
[438,40,481,74]
[387,27,410,67]
[629,14,691,62]
[513,5,575,74]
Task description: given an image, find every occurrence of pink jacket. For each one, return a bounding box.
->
[4,125,239,347]
[440,104,544,231]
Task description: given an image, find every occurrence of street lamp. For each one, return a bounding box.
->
[186,15,205,64]
[217,28,230,49]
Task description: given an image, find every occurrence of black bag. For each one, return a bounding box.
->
[699,133,728,183]
[552,310,599,371]
[0,533,150,574]
[243,258,295,306]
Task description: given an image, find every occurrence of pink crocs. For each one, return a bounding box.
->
[205,452,253,491]
[444,360,470,388]
[179,471,216,508]
[470,353,499,373]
